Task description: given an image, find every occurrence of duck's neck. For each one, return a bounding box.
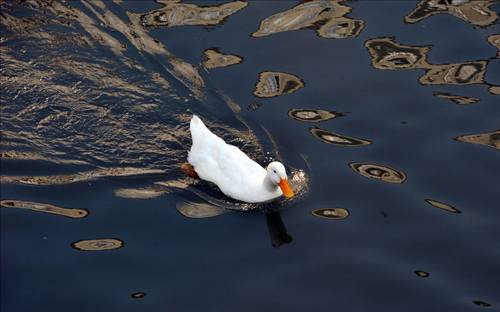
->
[262,175,278,193]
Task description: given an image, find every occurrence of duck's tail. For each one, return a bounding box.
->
[189,115,209,147]
[190,114,203,127]
[190,115,207,132]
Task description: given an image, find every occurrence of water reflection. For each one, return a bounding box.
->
[425,199,461,213]
[114,187,168,199]
[288,109,343,122]
[349,163,407,183]
[139,1,247,27]
[454,129,499,150]
[252,0,364,39]
[71,238,123,251]
[489,86,500,95]
[311,208,349,220]
[365,37,496,93]
[488,34,500,58]
[414,270,430,278]
[0,200,88,218]
[254,71,304,98]
[433,92,479,105]
[1,167,164,186]
[310,127,371,146]
[131,292,146,299]
[0,150,90,165]
[176,201,226,219]
[405,0,499,27]
[203,48,242,69]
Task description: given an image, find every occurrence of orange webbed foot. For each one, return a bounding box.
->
[181,163,199,179]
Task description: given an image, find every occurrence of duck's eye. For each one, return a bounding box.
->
[273,170,276,173]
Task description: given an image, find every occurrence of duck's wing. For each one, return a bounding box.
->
[188,115,265,189]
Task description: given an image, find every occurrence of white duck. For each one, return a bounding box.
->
[186,115,294,203]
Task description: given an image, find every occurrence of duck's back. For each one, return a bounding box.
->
[188,116,267,201]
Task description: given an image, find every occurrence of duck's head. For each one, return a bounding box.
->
[266,161,294,198]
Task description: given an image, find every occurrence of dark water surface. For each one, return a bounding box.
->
[1,1,499,311]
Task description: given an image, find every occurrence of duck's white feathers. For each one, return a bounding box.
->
[188,115,281,203]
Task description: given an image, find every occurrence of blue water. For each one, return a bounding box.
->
[1,1,499,311]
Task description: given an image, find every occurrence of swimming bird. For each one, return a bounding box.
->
[184,115,294,203]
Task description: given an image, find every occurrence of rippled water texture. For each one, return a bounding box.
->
[1,1,499,312]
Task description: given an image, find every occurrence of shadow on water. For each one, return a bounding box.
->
[265,209,293,248]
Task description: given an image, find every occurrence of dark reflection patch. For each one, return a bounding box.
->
[455,130,499,150]
[71,239,123,251]
[310,128,371,146]
[425,199,461,214]
[349,163,406,183]
[414,270,430,278]
[176,201,226,218]
[1,199,88,218]
[311,208,349,220]
[131,292,146,299]
[433,92,478,105]
[288,109,343,122]
[405,0,498,27]
[254,72,304,98]
[473,300,491,307]
[140,1,248,27]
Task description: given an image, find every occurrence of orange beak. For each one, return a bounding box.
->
[279,178,294,198]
